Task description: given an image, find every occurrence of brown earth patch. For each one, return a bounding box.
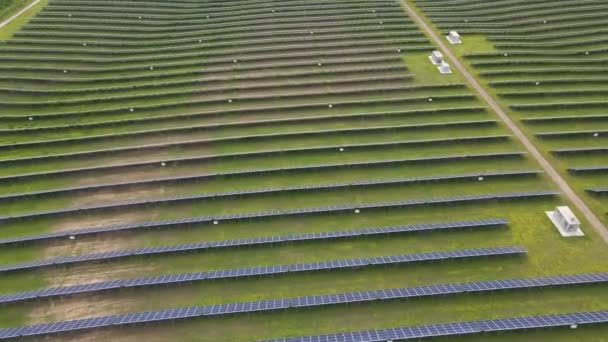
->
[26,293,137,325]
[42,260,158,288]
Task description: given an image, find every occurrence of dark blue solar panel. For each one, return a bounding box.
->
[262,311,608,342]
[0,165,534,224]
[4,239,601,311]
[1,189,548,246]
[0,271,607,338]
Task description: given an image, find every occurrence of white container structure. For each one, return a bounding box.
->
[446,30,462,44]
[438,62,452,74]
[429,50,444,65]
[546,206,584,237]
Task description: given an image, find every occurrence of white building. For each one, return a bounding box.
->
[429,50,443,65]
[447,30,462,44]
[438,62,452,74]
[546,206,584,237]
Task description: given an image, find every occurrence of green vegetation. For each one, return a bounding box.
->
[0,0,606,340]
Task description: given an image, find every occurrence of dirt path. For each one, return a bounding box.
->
[399,0,608,243]
[0,0,40,29]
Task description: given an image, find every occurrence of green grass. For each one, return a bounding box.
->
[0,0,606,340]
[0,0,45,40]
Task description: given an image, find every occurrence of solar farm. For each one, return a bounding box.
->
[0,0,607,341]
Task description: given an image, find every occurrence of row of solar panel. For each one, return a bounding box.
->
[17,27,418,49]
[9,25,416,49]
[36,8,398,23]
[2,106,482,148]
[39,4,405,17]
[0,242,523,274]
[553,147,608,155]
[262,310,608,342]
[0,168,536,222]
[0,63,411,98]
[24,14,410,35]
[29,12,410,35]
[0,190,556,246]
[0,111,480,165]
[0,77,450,122]
[12,27,418,54]
[41,1,402,18]
[0,219,506,278]
[23,24,412,46]
[1,272,606,339]
[537,130,607,138]
[34,7,409,24]
[25,12,413,34]
[47,0,385,10]
[0,150,521,184]
[569,166,608,174]
[0,242,517,303]
[0,47,404,83]
[0,36,423,67]
[0,74,422,109]
[2,73,435,107]
[1,73,456,120]
[522,114,608,124]
[18,26,418,49]
[0,117,490,162]
[46,0,389,8]
[45,0,394,10]
[587,188,607,194]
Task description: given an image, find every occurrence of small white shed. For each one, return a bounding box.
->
[447,30,462,44]
[546,206,584,237]
[438,62,452,74]
[429,50,443,65]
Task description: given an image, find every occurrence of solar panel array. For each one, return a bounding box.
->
[0,155,528,202]
[1,272,607,340]
[0,169,540,222]
[2,105,484,136]
[0,239,512,304]
[0,0,594,340]
[587,188,608,195]
[552,147,608,155]
[0,91,475,152]
[522,114,608,124]
[2,90,470,121]
[0,118,493,166]
[0,190,556,245]
[0,149,523,183]
[568,166,608,174]
[0,74,421,114]
[0,241,523,275]
[536,130,608,138]
[6,75,461,109]
[262,310,608,342]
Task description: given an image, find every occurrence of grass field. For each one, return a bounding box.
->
[0,0,607,341]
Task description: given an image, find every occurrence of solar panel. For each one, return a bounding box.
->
[552,147,608,155]
[1,270,608,338]
[587,188,608,194]
[0,190,547,246]
[569,166,608,174]
[0,138,528,217]
[261,311,608,342]
[0,245,528,306]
